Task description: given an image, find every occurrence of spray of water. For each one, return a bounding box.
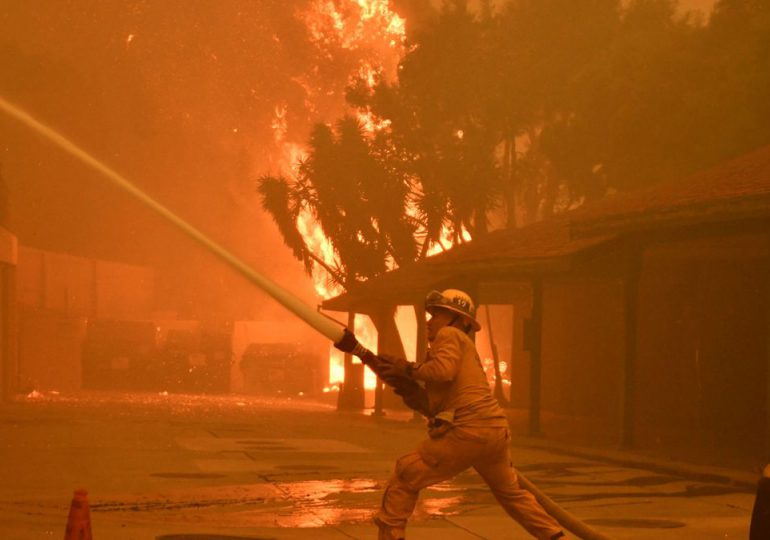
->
[0,95,345,343]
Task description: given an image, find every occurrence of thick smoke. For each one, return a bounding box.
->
[0,1,416,321]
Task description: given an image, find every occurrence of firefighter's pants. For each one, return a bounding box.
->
[374,425,563,540]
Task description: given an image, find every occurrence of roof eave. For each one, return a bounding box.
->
[572,197,770,239]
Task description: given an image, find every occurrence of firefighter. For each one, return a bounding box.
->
[376,289,566,540]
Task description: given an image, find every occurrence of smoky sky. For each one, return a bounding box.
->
[0,0,434,319]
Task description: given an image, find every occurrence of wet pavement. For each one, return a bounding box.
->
[0,392,756,539]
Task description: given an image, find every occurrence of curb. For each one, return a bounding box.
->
[510,434,759,491]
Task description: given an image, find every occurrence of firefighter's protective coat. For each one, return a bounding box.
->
[375,326,564,540]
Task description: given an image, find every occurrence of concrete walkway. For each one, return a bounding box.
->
[0,392,756,539]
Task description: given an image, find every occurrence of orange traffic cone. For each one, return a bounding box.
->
[64,489,93,540]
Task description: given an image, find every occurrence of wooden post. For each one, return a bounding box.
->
[529,278,543,436]
[412,303,427,421]
[1,263,17,401]
[0,265,6,401]
[415,303,427,363]
[765,232,770,457]
[621,244,642,449]
[373,380,385,416]
[374,304,405,417]
[90,259,99,319]
[373,317,385,416]
[39,250,47,310]
[0,228,17,402]
[338,311,365,410]
[373,307,390,418]
[510,304,517,405]
[485,305,509,406]
[370,305,408,417]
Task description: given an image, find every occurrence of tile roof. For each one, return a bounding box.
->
[570,144,770,237]
[322,144,770,312]
[426,216,613,267]
[322,217,615,312]
[321,264,453,312]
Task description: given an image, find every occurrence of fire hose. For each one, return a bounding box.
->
[0,95,612,540]
[335,329,612,540]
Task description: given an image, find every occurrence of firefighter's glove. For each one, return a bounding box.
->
[378,354,414,380]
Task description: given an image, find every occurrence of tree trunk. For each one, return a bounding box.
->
[503,135,518,228]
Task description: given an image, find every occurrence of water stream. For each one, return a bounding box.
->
[0,95,344,342]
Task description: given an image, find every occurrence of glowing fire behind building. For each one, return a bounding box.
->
[268,0,407,392]
[268,0,506,394]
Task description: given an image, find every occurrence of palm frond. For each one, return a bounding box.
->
[257,175,313,274]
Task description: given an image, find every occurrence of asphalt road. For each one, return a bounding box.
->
[0,392,756,539]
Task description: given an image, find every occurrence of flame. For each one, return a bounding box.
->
[426,226,472,257]
[271,1,411,392]
[404,192,473,258]
[354,63,393,134]
[272,105,308,167]
[303,0,406,51]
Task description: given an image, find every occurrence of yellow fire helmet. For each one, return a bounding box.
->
[424,289,482,332]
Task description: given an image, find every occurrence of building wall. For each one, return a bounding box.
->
[17,312,87,393]
[18,247,153,319]
[527,229,769,464]
[0,227,17,400]
[540,272,625,445]
[93,259,154,320]
[15,246,155,392]
[635,230,769,466]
